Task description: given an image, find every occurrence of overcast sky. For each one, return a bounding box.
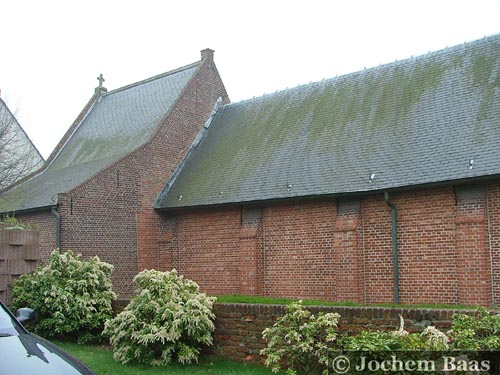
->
[2,0,499,158]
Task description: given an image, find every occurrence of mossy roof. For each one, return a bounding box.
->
[0,62,199,213]
[156,34,500,210]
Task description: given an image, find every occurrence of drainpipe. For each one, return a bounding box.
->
[384,192,399,305]
[51,207,61,249]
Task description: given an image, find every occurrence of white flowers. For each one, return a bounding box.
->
[421,325,449,350]
[103,269,216,366]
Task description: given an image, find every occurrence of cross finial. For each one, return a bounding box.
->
[95,74,107,96]
[97,74,105,87]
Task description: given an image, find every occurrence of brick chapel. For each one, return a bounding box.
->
[2,35,500,307]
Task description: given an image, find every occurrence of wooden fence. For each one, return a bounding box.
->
[0,228,39,304]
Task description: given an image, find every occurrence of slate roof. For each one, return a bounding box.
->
[0,62,200,212]
[156,34,500,210]
[0,99,44,190]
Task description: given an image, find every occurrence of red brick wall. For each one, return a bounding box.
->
[489,183,500,306]
[211,303,467,363]
[334,199,363,302]
[161,181,500,307]
[171,208,242,295]
[455,186,491,305]
[239,229,260,295]
[262,201,337,300]
[362,195,394,303]
[135,57,229,274]
[58,164,141,295]
[395,188,459,305]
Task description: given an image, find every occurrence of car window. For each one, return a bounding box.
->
[0,303,23,336]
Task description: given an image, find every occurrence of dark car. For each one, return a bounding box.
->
[0,299,96,375]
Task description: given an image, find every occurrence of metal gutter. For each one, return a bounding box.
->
[0,205,55,216]
[155,173,500,212]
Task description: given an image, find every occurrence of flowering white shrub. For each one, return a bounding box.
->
[11,249,116,343]
[421,325,449,350]
[103,269,216,366]
[391,315,409,337]
[260,300,341,375]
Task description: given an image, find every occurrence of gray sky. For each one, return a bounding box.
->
[2,0,499,158]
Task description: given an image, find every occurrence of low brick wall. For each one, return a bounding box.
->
[111,300,476,364]
[210,303,472,363]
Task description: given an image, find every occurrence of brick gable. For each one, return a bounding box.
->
[12,52,229,297]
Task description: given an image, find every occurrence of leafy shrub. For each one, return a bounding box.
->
[421,325,450,350]
[11,249,116,343]
[103,269,216,366]
[261,305,454,375]
[260,300,340,375]
[261,303,500,375]
[341,330,416,351]
[449,308,500,350]
[342,315,448,352]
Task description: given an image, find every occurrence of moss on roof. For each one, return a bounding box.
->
[156,34,500,209]
[0,63,200,213]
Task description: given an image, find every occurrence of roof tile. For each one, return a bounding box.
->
[0,62,199,212]
[156,34,500,209]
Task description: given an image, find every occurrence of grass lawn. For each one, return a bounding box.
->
[55,340,277,375]
[215,294,479,310]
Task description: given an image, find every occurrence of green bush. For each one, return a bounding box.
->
[103,269,216,366]
[261,306,454,375]
[261,303,500,375]
[342,316,449,351]
[11,249,116,343]
[341,330,416,351]
[449,308,500,350]
[260,300,341,375]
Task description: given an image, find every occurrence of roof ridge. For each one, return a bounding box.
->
[154,97,224,209]
[103,61,201,96]
[222,33,500,111]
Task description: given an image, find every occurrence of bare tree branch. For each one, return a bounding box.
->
[0,100,44,190]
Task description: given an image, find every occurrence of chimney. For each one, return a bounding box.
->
[200,48,215,62]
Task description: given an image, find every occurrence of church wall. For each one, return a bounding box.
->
[261,201,337,300]
[134,55,230,275]
[364,189,459,305]
[159,180,500,307]
[58,161,141,296]
[175,208,242,295]
[487,183,500,307]
[56,54,230,298]
[8,53,230,298]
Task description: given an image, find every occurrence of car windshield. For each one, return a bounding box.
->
[0,303,23,337]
